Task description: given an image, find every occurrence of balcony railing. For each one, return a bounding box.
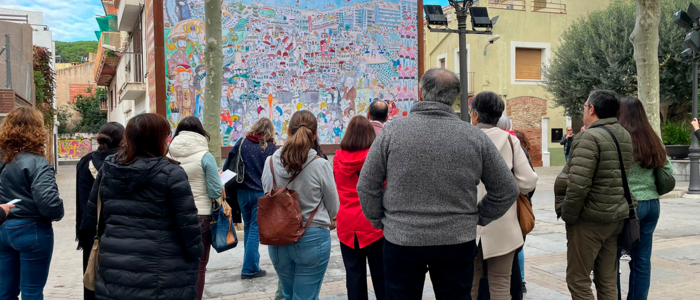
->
[94,32,123,86]
[118,53,146,101]
[532,0,567,14]
[489,0,526,11]
[99,94,108,112]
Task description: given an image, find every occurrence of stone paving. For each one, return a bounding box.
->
[41,166,700,300]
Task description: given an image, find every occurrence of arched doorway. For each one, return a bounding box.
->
[507,96,547,167]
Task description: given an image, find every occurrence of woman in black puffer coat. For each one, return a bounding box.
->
[86,114,203,300]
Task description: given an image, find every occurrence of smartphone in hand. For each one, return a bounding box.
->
[7,199,21,205]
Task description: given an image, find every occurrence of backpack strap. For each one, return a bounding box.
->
[269,158,278,190]
[269,156,322,190]
[285,156,321,188]
[507,136,515,174]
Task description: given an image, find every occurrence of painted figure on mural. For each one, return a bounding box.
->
[169,37,190,75]
[176,0,191,22]
[194,65,206,119]
[341,75,357,112]
[184,21,205,65]
[175,65,195,118]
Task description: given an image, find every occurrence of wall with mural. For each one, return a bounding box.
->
[57,135,97,161]
[163,0,419,146]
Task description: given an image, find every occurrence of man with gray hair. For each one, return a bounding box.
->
[357,68,519,299]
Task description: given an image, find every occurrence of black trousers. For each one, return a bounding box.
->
[78,231,96,300]
[384,239,477,300]
[340,236,386,300]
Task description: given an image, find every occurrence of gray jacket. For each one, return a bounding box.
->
[262,148,339,229]
[357,101,519,247]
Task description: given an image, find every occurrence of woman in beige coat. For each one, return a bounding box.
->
[470,91,538,299]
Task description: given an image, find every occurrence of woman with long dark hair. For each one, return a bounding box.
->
[0,107,64,299]
[86,113,202,299]
[169,116,222,300]
[334,116,385,300]
[617,97,673,299]
[222,118,276,280]
[261,110,339,298]
[76,122,124,300]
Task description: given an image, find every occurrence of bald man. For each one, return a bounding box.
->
[367,100,389,136]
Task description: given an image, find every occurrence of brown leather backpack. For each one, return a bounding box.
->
[258,157,321,246]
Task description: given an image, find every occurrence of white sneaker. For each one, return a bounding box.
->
[621,254,631,261]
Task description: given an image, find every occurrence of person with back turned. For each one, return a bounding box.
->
[357,68,519,299]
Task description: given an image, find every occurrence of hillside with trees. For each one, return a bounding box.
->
[55,41,98,63]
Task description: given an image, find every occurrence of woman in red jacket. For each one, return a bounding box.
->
[334,116,385,300]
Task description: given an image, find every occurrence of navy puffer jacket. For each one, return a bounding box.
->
[86,155,202,300]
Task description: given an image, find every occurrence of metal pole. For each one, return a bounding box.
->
[5,34,11,89]
[456,7,470,123]
[689,58,700,194]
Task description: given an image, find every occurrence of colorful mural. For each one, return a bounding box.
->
[163,0,419,145]
[58,138,93,160]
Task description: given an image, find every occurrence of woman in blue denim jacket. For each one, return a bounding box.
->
[0,107,64,300]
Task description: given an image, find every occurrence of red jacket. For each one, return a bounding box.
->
[333,149,384,249]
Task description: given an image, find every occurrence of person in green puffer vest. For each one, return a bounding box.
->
[554,90,634,300]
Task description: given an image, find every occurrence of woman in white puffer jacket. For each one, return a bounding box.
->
[168,116,222,300]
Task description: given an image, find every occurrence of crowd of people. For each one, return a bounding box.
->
[0,67,692,300]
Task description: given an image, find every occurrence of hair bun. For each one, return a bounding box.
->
[96,133,113,145]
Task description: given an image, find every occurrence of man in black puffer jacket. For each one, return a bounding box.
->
[86,155,203,300]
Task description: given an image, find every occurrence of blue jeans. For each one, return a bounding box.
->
[0,219,54,300]
[627,199,660,300]
[238,189,263,276]
[565,154,570,163]
[518,248,525,281]
[269,228,331,300]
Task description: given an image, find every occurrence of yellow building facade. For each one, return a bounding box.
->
[424,0,613,166]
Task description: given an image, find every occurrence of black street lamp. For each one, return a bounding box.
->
[424,0,495,122]
[674,2,700,195]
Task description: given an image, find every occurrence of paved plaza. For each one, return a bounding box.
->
[43,165,700,300]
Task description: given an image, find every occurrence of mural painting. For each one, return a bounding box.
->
[58,138,93,160]
[163,0,419,146]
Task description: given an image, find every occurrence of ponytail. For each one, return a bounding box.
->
[281,111,318,173]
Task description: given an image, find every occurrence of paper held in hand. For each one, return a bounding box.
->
[220,170,237,185]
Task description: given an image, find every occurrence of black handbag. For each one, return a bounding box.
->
[601,126,640,252]
[227,139,246,186]
[655,164,676,195]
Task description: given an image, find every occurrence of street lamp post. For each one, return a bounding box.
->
[424,0,494,123]
[690,58,700,194]
[455,4,470,123]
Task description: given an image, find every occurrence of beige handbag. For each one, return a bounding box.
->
[83,178,103,291]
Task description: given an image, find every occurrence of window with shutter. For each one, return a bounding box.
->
[515,48,542,80]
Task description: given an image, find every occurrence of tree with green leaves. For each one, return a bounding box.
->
[543,0,693,123]
[57,105,74,135]
[55,41,98,63]
[71,87,107,134]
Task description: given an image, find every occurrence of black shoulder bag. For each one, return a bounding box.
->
[600,126,640,251]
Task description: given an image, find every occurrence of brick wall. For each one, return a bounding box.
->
[69,84,96,103]
[507,96,547,167]
[0,89,15,113]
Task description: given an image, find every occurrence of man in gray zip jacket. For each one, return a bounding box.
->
[357,68,519,299]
